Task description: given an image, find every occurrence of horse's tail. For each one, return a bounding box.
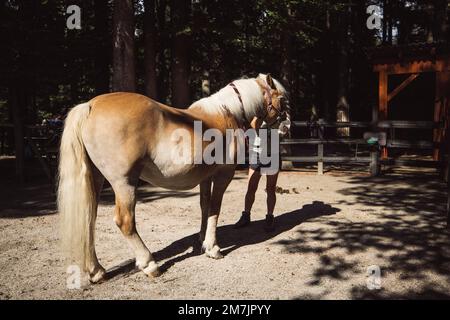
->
[58,102,96,272]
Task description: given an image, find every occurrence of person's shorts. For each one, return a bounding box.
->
[249,153,281,173]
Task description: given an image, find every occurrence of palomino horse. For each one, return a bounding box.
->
[58,73,288,282]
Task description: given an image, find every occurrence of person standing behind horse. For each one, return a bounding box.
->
[234,116,290,231]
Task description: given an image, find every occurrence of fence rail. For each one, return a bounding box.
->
[281,119,446,176]
[291,120,444,129]
[0,121,447,179]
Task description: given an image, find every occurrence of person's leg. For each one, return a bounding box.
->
[264,171,279,231]
[244,168,262,212]
[234,168,261,228]
[266,171,279,215]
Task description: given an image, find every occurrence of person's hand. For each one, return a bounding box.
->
[278,119,291,136]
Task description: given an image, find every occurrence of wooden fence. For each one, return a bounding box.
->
[280,119,446,176]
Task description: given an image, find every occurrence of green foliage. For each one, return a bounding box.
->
[0,0,448,123]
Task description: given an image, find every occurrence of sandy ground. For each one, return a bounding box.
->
[1,167,450,300]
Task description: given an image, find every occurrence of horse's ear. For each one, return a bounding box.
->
[266,74,276,90]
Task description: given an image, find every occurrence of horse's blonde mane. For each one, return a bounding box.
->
[190,77,263,122]
[189,73,287,124]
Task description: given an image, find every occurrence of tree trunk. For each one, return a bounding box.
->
[112,0,136,92]
[144,0,158,98]
[433,0,449,41]
[10,85,25,184]
[156,0,169,102]
[319,7,331,120]
[336,6,351,136]
[382,0,388,43]
[95,0,111,95]
[170,0,191,108]
[280,6,294,161]
[387,0,393,44]
[193,0,210,98]
[426,3,435,43]
[397,2,407,44]
[281,7,293,94]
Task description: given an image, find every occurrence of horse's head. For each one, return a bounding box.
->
[256,73,290,127]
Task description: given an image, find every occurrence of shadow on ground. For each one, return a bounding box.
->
[106,201,340,279]
[0,157,249,218]
[285,172,450,299]
[0,160,199,219]
[0,183,199,218]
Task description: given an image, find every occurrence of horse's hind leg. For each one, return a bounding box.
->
[111,179,160,277]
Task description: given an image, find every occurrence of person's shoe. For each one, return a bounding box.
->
[264,214,275,232]
[234,211,251,228]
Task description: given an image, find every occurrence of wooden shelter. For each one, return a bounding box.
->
[366,42,450,166]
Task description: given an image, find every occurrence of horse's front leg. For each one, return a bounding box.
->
[203,169,234,259]
[199,178,212,244]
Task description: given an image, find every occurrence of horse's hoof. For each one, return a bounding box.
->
[89,267,106,284]
[143,261,161,278]
[204,246,223,259]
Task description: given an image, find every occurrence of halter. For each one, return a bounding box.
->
[228,80,284,129]
[256,80,284,127]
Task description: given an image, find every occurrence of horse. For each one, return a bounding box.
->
[58,73,288,283]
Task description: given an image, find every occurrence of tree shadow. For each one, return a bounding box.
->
[0,154,244,218]
[150,201,340,274]
[0,182,57,218]
[277,172,450,299]
[336,172,447,215]
[0,180,198,218]
[0,157,57,217]
[104,201,340,279]
[350,285,450,300]
[99,185,198,206]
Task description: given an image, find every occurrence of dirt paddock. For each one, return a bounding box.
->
[1,166,449,300]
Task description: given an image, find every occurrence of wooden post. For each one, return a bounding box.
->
[317,119,324,175]
[317,143,324,175]
[370,147,380,177]
[379,70,388,159]
[370,102,381,176]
